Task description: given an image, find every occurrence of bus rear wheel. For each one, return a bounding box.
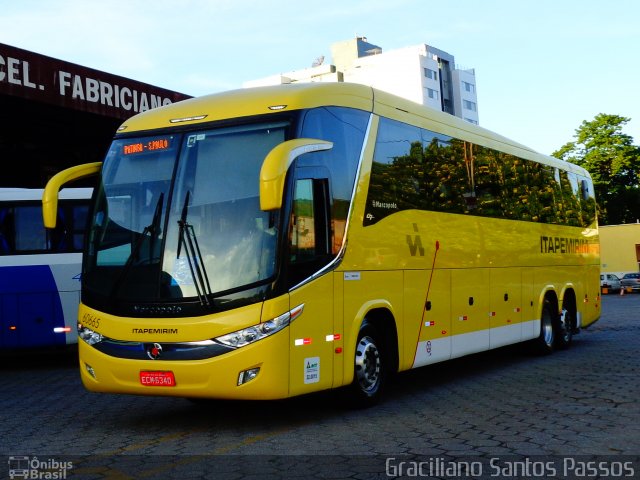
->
[348,323,386,407]
[535,300,556,354]
[555,306,574,350]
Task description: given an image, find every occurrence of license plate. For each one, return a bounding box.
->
[140,371,176,387]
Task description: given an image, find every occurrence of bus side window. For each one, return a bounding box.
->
[0,207,13,253]
[50,208,68,252]
[288,177,331,286]
[73,204,90,250]
[15,206,47,252]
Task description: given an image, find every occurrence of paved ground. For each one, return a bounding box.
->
[1,293,639,479]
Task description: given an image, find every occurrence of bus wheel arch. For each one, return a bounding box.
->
[347,307,399,407]
[535,291,559,355]
[556,288,577,349]
[360,308,399,374]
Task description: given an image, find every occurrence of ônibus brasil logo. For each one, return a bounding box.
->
[8,456,73,479]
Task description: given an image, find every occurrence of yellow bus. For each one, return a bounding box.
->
[43,83,600,405]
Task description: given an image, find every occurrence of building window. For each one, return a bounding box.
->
[427,88,439,100]
[463,100,477,112]
[462,81,475,93]
[424,68,438,81]
[464,117,478,125]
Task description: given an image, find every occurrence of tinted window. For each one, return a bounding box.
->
[298,107,369,253]
[0,200,88,255]
[364,117,596,228]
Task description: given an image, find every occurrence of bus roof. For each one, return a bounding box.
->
[117,82,590,178]
[118,83,374,133]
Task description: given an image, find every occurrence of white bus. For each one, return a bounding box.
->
[0,187,91,349]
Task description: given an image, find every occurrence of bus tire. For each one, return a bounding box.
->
[555,306,574,350]
[348,322,386,407]
[535,300,556,355]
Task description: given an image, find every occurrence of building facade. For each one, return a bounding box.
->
[0,43,191,187]
[245,36,479,124]
[600,223,640,277]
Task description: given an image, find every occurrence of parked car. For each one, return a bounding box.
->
[600,273,622,290]
[620,272,640,292]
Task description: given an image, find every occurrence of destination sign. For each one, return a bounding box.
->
[123,138,171,155]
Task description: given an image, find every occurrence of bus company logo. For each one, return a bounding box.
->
[540,235,589,254]
[406,223,425,257]
[131,328,179,334]
[146,343,163,360]
[8,455,73,479]
[371,200,398,210]
[133,304,183,315]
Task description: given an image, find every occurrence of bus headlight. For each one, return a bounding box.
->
[78,324,103,346]
[215,304,304,348]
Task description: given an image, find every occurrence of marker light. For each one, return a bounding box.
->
[169,114,208,123]
[54,327,72,333]
[215,304,304,349]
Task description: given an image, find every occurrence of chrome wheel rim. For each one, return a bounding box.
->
[542,310,554,347]
[355,336,381,393]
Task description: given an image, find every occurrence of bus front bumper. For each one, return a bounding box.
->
[78,332,290,400]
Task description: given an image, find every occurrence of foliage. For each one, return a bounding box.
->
[552,114,640,225]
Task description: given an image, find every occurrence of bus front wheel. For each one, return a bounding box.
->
[348,322,386,407]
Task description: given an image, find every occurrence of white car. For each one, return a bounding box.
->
[600,273,621,290]
[620,272,640,292]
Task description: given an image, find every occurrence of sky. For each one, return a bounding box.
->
[1,0,639,156]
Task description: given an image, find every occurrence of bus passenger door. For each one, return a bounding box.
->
[287,174,335,396]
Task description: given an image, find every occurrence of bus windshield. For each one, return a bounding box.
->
[84,122,287,312]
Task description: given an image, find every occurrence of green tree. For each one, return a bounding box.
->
[552,114,640,225]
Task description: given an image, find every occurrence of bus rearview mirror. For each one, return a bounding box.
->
[259,138,333,211]
[42,162,102,228]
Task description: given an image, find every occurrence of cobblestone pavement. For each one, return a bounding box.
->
[1,294,639,479]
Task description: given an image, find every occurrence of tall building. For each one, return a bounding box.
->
[244,36,479,124]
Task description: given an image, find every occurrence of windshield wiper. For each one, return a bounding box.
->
[109,192,164,298]
[177,191,213,306]
[146,192,164,264]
